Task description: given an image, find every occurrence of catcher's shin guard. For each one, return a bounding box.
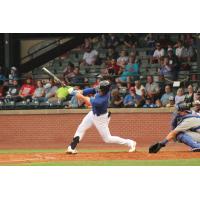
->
[70,136,80,150]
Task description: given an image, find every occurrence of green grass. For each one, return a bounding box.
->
[10,159,200,166]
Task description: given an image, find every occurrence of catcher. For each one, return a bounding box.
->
[66,80,136,154]
[149,102,200,153]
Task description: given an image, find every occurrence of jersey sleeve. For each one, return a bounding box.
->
[83,88,96,96]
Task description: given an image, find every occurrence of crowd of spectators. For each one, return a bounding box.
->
[1,72,199,110]
[0,34,199,110]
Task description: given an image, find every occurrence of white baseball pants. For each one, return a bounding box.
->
[74,111,132,147]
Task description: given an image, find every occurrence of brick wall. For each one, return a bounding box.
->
[0,110,172,149]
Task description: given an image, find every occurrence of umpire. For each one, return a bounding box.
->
[149,102,200,153]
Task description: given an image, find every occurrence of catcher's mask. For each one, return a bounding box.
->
[176,102,191,113]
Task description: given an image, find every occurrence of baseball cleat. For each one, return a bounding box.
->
[66,146,78,154]
[191,148,200,152]
[128,140,137,152]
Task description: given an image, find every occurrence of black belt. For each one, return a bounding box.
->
[94,111,111,117]
[93,112,107,116]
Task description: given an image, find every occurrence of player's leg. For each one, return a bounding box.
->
[93,114,136,152]
[67,111,93,153]
[176,131,200,151]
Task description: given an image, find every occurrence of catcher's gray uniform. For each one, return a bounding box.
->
[175,113,200,142]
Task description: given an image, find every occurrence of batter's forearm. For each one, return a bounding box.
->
[76,93,91,106]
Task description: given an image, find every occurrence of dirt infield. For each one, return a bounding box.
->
[1,149,200,165]
[0,109,200,165]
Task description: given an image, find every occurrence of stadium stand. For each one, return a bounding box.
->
[0,33,199,110]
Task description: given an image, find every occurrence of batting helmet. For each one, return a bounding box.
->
[99,80,110,94]
[176,102,191,112]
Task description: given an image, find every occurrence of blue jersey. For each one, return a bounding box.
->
[83,88,109,116]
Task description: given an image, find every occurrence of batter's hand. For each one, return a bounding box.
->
[149,142,165,153]
[76,93,91,107]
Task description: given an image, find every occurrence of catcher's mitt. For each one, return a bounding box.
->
[149,142,165,153]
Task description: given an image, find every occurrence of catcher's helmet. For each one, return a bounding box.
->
[99,80,110,94]
[176,102,191,112]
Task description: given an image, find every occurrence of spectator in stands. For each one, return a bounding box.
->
[0,66,6,82]
[92,74,102,88]
[175,88,185,105]
[32,80,45,102]
[182,43,195,62]
[68,94,85,108]
[145,34,155,58]
[145,33,155,48]
[152,43,165,64]
[63,62,75,83]
[185,84,194,104]
[114,83,127,98]
[110,89,123,108]
[123,87,143,108]
[143,96,158,108]
[81,38,92,51]
[166,96,175,108]
[159,34,173,48]
[4,79,20,103]
[105,33,120,49]
[123,33,137,50]
[117,50,129,67]
[117,60,126,76]
[82,45,99,69]
[184,34,195,48]
[8,66,18,84]
[160,85,174,107]
[48,81,71,103]
[159,57,173,80]
[44,79,58,102]
[145,75,160,102]
[70,67,87,87]
[157,75,165,98]
[134,79,145,98]
[107,58,120,76]
[106,47,119,60]
[99,34,107,49]
[175,40,185,61]
[194,89,200,101]
[17,78,35,102]
[116,56,139,88]
[167,48,180,80]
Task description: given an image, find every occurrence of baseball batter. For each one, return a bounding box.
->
[66,80,136,154]
[149,102,200,153]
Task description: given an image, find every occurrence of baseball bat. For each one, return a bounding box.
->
[42,67,63,84]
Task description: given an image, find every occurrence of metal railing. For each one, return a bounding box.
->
[21,37,72,64]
